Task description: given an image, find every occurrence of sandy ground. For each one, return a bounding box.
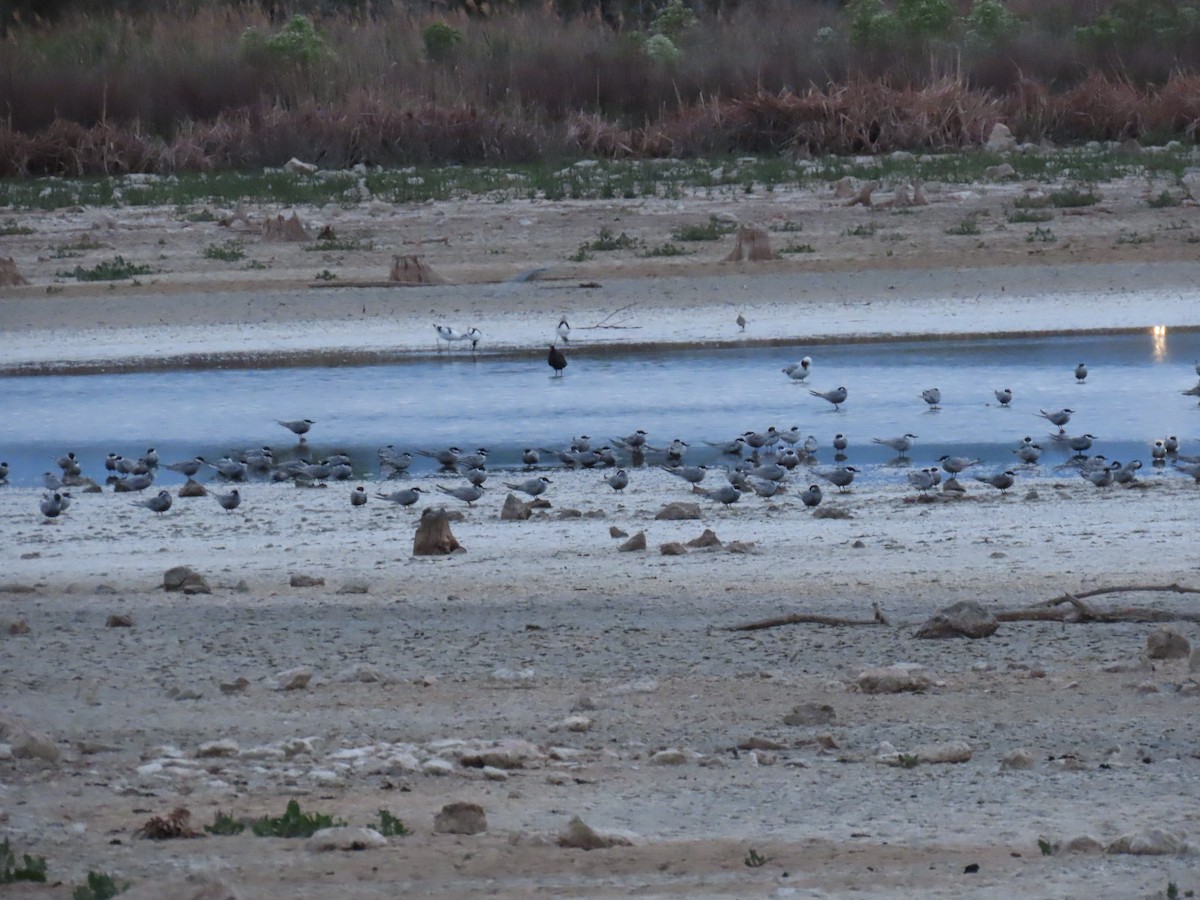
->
[3,166,1200,898]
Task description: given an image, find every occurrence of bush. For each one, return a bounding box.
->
[423,23,463,62]
[649,0,697,39]
[241,15,329,70]
[643,34,681,65]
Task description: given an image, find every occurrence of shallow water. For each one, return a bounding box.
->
[4,329,1200,488]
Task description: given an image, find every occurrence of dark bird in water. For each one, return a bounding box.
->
[548,344,568,377]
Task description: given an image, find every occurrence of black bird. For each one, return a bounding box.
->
[548,344,567,377]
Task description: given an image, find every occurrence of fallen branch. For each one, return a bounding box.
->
[583,301,641,330]
[1034,582,1200,608]
[998,586,1200,624]
[726,602,889,632]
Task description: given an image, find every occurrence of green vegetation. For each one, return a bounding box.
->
[743,848,769,868]
[1048,187,1101,208]
[303,237,373,252]
[671,216,736,242]
[372,809,409,837]
[778,241,816,254]
[844,223,876,237]
[56,255,151,281]
[1026,226,1057,243]
[579,227,639,252]
[641,242,689,257]
[945,217,981,235]
[73,871,128,900]
[1007,208,1053,223]
[251,800,345,838]
[203,240,246,262]
[0,839,47,884]
[0,218,32,235]
[898,753,921,768]
[1149,190,1183,208]
[204,810,247,836]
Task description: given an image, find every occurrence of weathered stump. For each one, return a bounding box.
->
[413,507,463,555]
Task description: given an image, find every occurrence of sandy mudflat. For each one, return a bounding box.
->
[3,172,1200,898]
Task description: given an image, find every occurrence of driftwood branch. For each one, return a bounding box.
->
[583,301,642,330]
[998,584,1200,624]
[726,602,889,632]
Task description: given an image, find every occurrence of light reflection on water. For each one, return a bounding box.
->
[4,329,1200,487]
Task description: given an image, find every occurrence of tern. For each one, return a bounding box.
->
[613,430,648,450]
[117,472,156,491]
[1152,440,1167,461]
[872,434,917,457]
[809,386,848,410]
[705,437,746,455]
[278,419,315,440]
[1068,433,1097,457]
[134,490,173,516]
[522,448,541,467]
[800,484,823,507]
[938,455,981,475]
[663,464,708,485]
[350,486,368,507]
[832,433,849,454]
[1013,443,1042,464]
[816,466,858,492]
[1172,461,1200,483]
[907,468,938,494]
[1165,435,1180,454]
[747,477,783,499]
[974,470,1017,492]
[921,388,942,409]
[418,447,462,468]
[459,448,489,470]
[1038,408,1074,427]
[776,426,803,445]
[436,483,485,506]
[700,484,742,506]
[1080,461,1119,487]
[0,461,7,482]
[570,435,591,453]
[40,492,64,519]
[605,469,629,491]
[504,476,552,497]
[214,488,242,511]
[1113,460,1142,485]
[557,317,571,342]
[994,388,1013,406]
[1075,362,1088,382]
[782,357,812,382]
[377,487,425,507]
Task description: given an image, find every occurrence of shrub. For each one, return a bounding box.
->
[251,800,344,838]
[643,34,681,65]
[649,0,697,39]
[423,23,463,62]
[0,839,46,884]
[241,15,329,70]
[73,871,128,900]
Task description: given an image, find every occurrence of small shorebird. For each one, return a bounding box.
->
[557,317,571,342]
[278,418,314,441]
[1075,362,1088,382]
[548,344,567,377]
[809,386,848,410]
[921,388,941,409]
[994,388,1013,406]
[134,489,173,516]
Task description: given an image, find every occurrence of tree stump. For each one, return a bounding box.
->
[724,226,773,261]
[413,507,463,555]
[389,255,446,285]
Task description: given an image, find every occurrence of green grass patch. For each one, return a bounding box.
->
[770,219,804,233]
[671,216,736,241]
[581,227,640,252]
[0,839,47,884]
[372,809,410,837]
[304,237,374,252]
[1026,226,1056,243]
[0,218,33,235]
[945,217,981,236]
[202,240,246,262]
[251,800,345,838]
[1006,208,1053,223]
[73,871,129,900]
[1048,187,1101,208]
[1148,190,1183,208]
[777,241,815,254]
[640,242,689,257]
[1116,231,1152,245]
[204,810,247,836]
[56,255,151,281]
[843,222,876,237]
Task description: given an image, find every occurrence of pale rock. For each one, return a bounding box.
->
[281,737,316,758]
[912,740,972,764]
[618,531,647,552]
[163,566,210,594]
[10,729,60,763]
[333,663,389,683]
[1061,834,1105,855]
[612,677,659,694]
[914,601,998,639]
[1182,170,1200,201]
[984,163,1017,179]
[196,739,240,758]
[985,123,1016,152]
[272,667,313,691]
[434,801,487,835]
[558,815,634,850]
[0,744,10,760]
[563,715,592,733]
[421,758,455,776]
[659,541,687,556]
[750,750,777,766]
[1146,627,1190,660]
[136,761,164,777]
[686,528,722,548]
[284,158,319,175]
[306,826,387,852]
[501,493,532,521]
[481,766,509,781]
[654,502,702,521]
[308,768,344,784]
[1136,681,1160,694]
[459,738,544,770]
[1002,748,1037,770]
[856,664,933,694]
[335,580,370,595]
[649,748,689,765]
[1107,828,1194,856]
[549,746,586,761]
[240,745,286,761]
[384,752,421,773]
[121,876,242,900]
[289,573,325,588]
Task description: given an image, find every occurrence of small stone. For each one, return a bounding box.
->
[914,601,999,639]
[985,122,1016,152]
[163,566,209,594]
[306,826,386,852]
[459,738,543,769]
[609,526,628,538]
[421,758,455,776]
[738,736,786,751]
[1024,490,1039,501]
[984,162,1017,179]
[1001,748,1037,770]
[659,542,687,556]
[782,703,836,727]
[273,667,313,691]
[434,802,487,835]
[852,540,866,549]
[556,508,582,519]
[912,740,972,764]
[1146,627,1190,660]
[563,715,592,733]
[725,541,755,554]
[289,574,325,588]
[654,502,702,521]
[177,481,208,498]
[686,529,722,548]
[196,739,239,758]
[649,748,688,765]
[10,729,60,763]
[557,815,633,850]
[481,766,509,781]
[106,614,134,628]
[856,664,933,694]
[501,493,532,521]
[219,677,250,695]
[812,507,852,519]
[618,531,646,552]
[335,580,369,595]
[7,620,30,636]
[333,663,388,683]
[1190,648,1200,674]
[0,583,36,593]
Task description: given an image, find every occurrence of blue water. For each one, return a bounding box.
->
[4,329,1199,487]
